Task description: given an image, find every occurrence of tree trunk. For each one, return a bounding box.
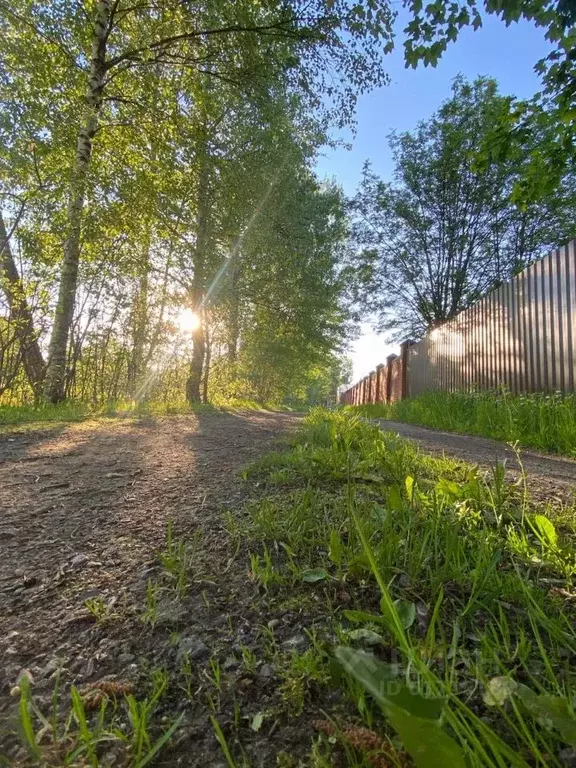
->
[186,159,210,404]
[43,0,110,403]
[144,248,171,369]
[0,212,45,396]
[128,269,149,398]
[202,318,211,403]
[186,325,205,403]
[227,256,241,363]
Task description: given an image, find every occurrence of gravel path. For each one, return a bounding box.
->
[0,410,301,764]
[377,419,576,503]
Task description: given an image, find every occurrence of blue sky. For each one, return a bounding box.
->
[318,14,552,382]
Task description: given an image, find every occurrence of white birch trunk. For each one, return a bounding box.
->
[43,0,111,402]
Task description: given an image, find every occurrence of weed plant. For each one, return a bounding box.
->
[15,670,182,767]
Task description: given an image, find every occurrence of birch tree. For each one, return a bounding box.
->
[0,0,394,401]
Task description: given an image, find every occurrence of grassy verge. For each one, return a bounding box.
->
[0,397,298,429]
[0,400,99,427]
[227,409,576,766]
[0,399,220,428]
[211,396,306,412]
[351,390,576,457]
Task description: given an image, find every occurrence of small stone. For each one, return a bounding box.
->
[10,685,20,697]
[223,656,239,671]
[71,554,88,568]
[282,634,307,650]
[267,619,280,630]
[70,656,86,672]
[100,746,125,767]
[560,748,576,768]
[78,588,101,601]
[118,653,135,665]
[176,636,209,662]
[259,663,275,679]
[39,658,64,679]
[137,566,156,582]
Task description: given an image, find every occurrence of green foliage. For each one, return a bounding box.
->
[158,522,193,596]
[355,389,576,456]
[336,648,467,768]
[401,0,576,201]
[349,76,576,338]
[0,400,96,426]
[234,410,576,764]
[0,0,391,407]
[16,668,182,766]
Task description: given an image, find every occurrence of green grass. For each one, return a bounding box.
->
[0,395,299,429]
[231,408,576,767]
[15,669,183,767]
[351,389,576,457]
[211,395,307,412]
[0,400,99,426]
[0,398,221,428]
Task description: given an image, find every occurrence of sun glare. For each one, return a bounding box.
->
[177,308,201,332]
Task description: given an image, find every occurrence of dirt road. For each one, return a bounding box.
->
[377,419,576,502]
[0,411,300,764]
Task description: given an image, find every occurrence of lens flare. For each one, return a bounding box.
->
[177,308,201,332]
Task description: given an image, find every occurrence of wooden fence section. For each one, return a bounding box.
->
[340,240,576,405]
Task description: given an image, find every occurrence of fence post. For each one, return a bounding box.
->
[385,354,397,403]
[376,363,385,402]
[400,340,415,400]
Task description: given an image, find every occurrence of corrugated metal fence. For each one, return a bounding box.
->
[341,240,576,405]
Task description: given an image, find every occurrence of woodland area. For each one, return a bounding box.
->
[1,0,384,408]
[4,4,576,768]
[2,0,576,411]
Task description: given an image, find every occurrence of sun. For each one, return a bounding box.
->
[177,308,201,332]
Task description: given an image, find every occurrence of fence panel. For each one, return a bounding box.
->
[401,243,576,396]
[340,241,576,404]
